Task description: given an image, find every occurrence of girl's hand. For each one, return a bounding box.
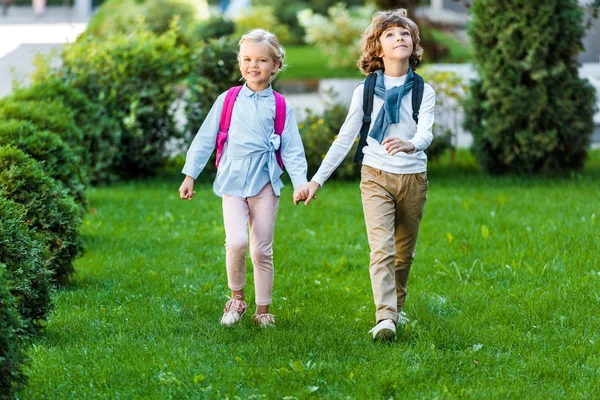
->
[293,183,309,205]
[179,176,196,200]
[304,181,320,205]
[382,137,415,155]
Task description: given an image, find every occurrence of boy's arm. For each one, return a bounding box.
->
[181,93,227,179]
[407,85,436,153]
[311,85,364,187]
[280,104,308,189]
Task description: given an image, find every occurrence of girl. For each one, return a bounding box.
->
[300,9,435,340]
[179,29,309,328]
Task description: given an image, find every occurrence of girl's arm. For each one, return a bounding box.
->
[181,93,226,179]
[280,104,308,189]
[311,85,364,187]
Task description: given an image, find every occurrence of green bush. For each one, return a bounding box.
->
[298,3,376,69]
[252,0,365,44]
[11,79,122,185]
[0,264,28,399]
[61,26,189,177]
[0,99,85,166]
[0,195,53,327]
[86,0,209,44]
[233,5,291,44]
[0,146,82,284]
[0,120,86,211]
[464,0,597,174]
[185,36,239,139]
[190,15,235,42]
[300,102,361,180]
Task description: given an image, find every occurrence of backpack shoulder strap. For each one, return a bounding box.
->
[215,86,243,168]
[273,90,286,169]
[411,72,424,124]
[353,73,377,163]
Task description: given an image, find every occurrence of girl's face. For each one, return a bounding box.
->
[378,25,413,64]
[239,42,280,92]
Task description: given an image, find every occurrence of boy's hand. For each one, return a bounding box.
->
[179,176,196,200]
[382,137,415,155]
[304,181,320,205]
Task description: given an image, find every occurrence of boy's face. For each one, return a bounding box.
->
[239,42,280,92]
[378,25,413,64]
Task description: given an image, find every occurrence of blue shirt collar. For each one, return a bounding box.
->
[241,83,274,98]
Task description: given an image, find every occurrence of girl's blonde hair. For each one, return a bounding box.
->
[238,29,286,78]
[358,8,423,75]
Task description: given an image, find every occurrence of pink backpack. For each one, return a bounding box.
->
[215,86,286,169]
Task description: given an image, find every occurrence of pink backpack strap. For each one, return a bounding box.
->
[215,86,243,168]
[273,90,286,170]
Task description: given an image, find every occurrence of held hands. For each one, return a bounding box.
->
[179,175,196,200]
[293,181,320,206]
[382,137,415,155]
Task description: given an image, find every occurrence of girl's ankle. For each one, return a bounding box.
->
[256,305,269,315]
[232,291,244,301]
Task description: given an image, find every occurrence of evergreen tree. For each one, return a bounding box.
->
[464,0,596,173]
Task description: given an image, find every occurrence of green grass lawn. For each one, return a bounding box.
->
[281,46,364,80]
[19,150,600,398]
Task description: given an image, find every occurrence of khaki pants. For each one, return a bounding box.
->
[360,165,428,324]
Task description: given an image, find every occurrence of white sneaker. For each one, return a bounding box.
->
[220,295,247,327]
[369,319,396,341]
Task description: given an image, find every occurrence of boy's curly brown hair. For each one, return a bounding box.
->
[358,8,423,75]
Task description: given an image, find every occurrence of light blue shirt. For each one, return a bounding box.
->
[182,84,308,198]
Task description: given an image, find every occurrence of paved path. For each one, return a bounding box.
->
[0,6,87,97]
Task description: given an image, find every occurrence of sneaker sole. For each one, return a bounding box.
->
[374,327,396,341]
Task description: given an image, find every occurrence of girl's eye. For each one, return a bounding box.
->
[386,32,393,37]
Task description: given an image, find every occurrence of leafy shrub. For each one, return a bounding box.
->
[61,25,189,177]
[190,15,235,42]
[298,3,376,69]
[185,36,239,136]
[0,146,82,284]
[233,5,291,44]
[0,99,85,165]
[300,102,361,180]
[252,0,365,45]
[0,195,53,326]
[11,79,121,185]
[0,263,28,399]
[464,0,597,174]
[0,120,86,210]
[86,0,209,44]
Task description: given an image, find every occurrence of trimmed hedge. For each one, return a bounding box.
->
[11,79,122,185]
[0,264,28,399]
[0,99,86,169]
[0,195,53,326]
[464,0,597,174]
[0,120,87,211]
[61,25,189,177]
[0,146,82,284]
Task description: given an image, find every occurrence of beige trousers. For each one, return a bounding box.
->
[360,165,428,324]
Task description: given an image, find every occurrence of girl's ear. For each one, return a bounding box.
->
[272,62,281,75]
